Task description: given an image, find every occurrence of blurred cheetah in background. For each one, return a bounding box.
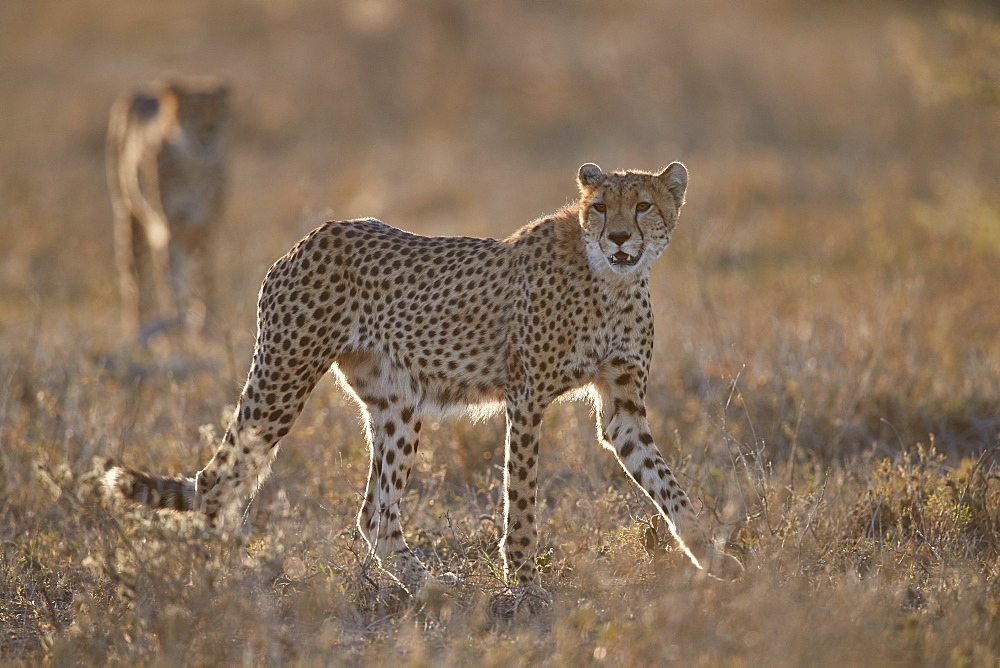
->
[106,162,743,594]
[106,78,230,341]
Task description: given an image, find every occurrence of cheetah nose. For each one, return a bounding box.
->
[607,231,631,246]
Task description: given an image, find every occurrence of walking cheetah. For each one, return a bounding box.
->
[106,78,230,341]
[105,162,743,591]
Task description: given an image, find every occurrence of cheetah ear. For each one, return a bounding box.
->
[166,80,186,98]
[578,163,604,190]
[657,162,688,206]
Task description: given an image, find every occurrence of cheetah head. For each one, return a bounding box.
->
[577,162,688,277]
[164,79,230,147]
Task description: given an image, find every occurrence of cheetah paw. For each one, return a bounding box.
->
[436,571,460,586]
[488,585,552,618]
[698,547,745,581]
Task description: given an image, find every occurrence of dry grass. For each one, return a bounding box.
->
[2,0,999,664]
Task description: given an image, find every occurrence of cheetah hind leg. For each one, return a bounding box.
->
[187,345,331,531]
[355,400,429,594]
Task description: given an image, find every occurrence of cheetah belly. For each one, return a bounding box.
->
[334,345,508,422]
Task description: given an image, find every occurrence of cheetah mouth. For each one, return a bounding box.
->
[609,250,641,266]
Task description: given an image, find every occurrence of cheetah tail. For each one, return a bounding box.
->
[104,466,197,512]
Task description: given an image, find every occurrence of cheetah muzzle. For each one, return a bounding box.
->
[104,161,744,596]
[609,249,642,266]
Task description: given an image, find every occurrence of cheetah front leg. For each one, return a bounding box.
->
[113,210,143,340]
[500,398,545,590]
[168,230,211,337]
[595,375,743,580]
[356,401,428,592]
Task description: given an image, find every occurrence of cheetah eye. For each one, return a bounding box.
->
[636,202,652,212]
[592,203,607,213]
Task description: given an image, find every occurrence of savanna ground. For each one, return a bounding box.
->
[2,1,999,664]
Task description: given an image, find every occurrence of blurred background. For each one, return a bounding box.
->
[1,0,998,464]
[1,3,999,661]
